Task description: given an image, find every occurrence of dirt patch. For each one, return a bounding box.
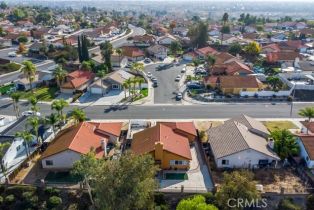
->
[195,121,223,131]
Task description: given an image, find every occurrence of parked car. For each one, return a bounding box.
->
[156,63,174,70]
[151,77,157,82]
[126,62,133,68]
[144,58,151,64]
[181,67,186,73]
[152,81,158,87]
[175,75,181,82]
[176,92,182,100]
[8,52,17,57]
[147,72,152,78]
[187,81,202,89]
[22,111,41,117]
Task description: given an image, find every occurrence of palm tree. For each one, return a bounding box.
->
[299,107,314,122]
[131,62,144,75]
[222,12,229,26]
[136,77,145,91]
[28,96,40,115]
[21,61,37,93]
[271,129,299,161]
[125,78,132,97]
[207,55,216,75]
[45,113,59,135]
[122,82,129,99]
[53,65,67,88]
[51,99,69,124]
[10,92,21,118]
[96,68,108,96]
[69,108,87,124]
[131,78,138,97]
[27,116,40,144]
[15,131,33,158]
[0,142,11,181]
[116,48,123,65]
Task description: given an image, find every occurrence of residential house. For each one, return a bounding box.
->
[218,75,262,95]
[61,70,95,94]
[16,71,54,91]
[280,40,308,53]
[131,122,196,170]
[41,122,123,169]
[207,116,279,168]
[121,46,145,62]
[158,34,178,45]
[271,33,287,42]
[133,34,156,47]
[262,43,281,54]
[183,51,198,61]
[266,52,301,63]
[111,54,128,68]
[147,44,169,60]
[296,123,314,168]
[173,27,189,37]
[195,46,218,60]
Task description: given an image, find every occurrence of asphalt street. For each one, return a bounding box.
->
[0,98,311,119]
[144,63,184,104]
[111,25,146,48]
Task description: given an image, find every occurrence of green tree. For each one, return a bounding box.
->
[188,21,208,48]
[137,77,145,91]
[228,42,242,56]
[11,8,27,21]
[73,152,158,210]
[100,41,113,71]
[51,99,69,124]
[17,36,28,43]
[27,116,40,144]
[21,61,37,93]
[77,35,90,62]
[0,142,11,181]
[53,65,67,88]
[266,76,283,91]
[177,195,218,210]
[220,25,230,45]
[170,41,182,57]
[116,48,123,64]
[222,12,229,26]
[131,62,144,75]
[277,198,301,210]
[96,68,108,96]
[271,129,299,160]
[15,131,33,158]
[216,171,260,210]
[206,55,216,75]
[81,60,93,71]
[122,81,129,99]
[45,113,59,135]
[244,41,261,56]
[10,92,21,118]
[0,2,7,10]
[72,150,103,179]
[69,108,87,124]
[298,107,314,122]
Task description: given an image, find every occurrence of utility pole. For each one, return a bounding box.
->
[290,84,296,117]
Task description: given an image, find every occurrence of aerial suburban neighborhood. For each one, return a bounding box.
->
[1,0,314,209]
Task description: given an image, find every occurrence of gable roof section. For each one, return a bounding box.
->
[132,123,192,159]
[219,76,261,89]
[121,46,145,58]
[225,61,253,75]
[157,122,197,136]
[93,122,123,137]
[62,70,95,89]
[298,135,314,160]
[196,46,217,57]
[207,121,279,160]
[105,70,134,85]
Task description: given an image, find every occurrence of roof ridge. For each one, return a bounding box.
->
[233,121,250,150]
[68,122,87,149]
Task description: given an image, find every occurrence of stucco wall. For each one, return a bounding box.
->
[41,150,81,169]
[297,138,314,168]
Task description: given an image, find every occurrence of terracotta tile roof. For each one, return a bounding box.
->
[133,34,156,43]
[157,122,197,136]
[93,122,123,137]
[62,70,95,89]
[203,76,218,86]
[262,43,280,53]
[196,46,217,57]
[298,135,314,160]
[301,121,314,133]
[41,122,121,159]
[215,52,237,65]
[285,40,306,49]
[121,46,145,58]
[225,61,253,75]
[266,52,301,62]
[219,76,261,89]
[131,123,192,159]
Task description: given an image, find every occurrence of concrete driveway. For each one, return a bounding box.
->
[144,62,186,104]
[79,90,128,105]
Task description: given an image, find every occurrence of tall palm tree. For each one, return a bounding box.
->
[28,96,40,115]
[10,92,21,118]
[27,116,40,144]
[136,77,145,91]
[131,78,138,97]
[0,142,11,181]
[96,68,108,96]
[299,107,314,122]
[15,131,33,158]
[116,48,123,65]
[69,108,87,124]
[45,113,59,135]
[131,62,144,75]
[125,78,132,97]
[21,61,37,93]
[122,82,129,99]
[53,65,67,88]
[51,99,69,124]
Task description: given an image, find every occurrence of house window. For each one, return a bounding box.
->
[112,84,119,89]
[170,160,188,166]
[222,159,229,165]
[16,145,21,152]
[45,160,53,166]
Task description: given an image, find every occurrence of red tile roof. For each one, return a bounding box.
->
[41,122,122,159]
[262,43,280,53]
[225,61,253,75]
[121,46,145,58]
[298,135,314,160]
[266,52,301,63]
[62,70,95,89]
[92,122,123,137]
[196,46,217,57]
[157,122,197,137]
[132,123,192,159]
[301,121,314,133]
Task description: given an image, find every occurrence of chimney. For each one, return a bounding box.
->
[268,138,274,150]
[155,142,164,161]
[101,139,107,156]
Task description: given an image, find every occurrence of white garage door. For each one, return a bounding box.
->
[90,87,103,94]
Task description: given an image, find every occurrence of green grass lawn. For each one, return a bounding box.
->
[18,87,59,101]
[45,172,82,184]
[165,173,188,180]
[0,84,14,95]
[263,121,298,132]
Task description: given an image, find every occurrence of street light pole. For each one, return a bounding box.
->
[290,84,296,117]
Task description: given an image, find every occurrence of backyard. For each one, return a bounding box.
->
[18,87,59,101]
[263,121,298,132]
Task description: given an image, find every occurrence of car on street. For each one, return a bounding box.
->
[152,80,158,87]
[175,75,181,82]
[22,111,41,117]
[176,92,183,100]
[181,67,186,73]
[144,58,151,64]
[8,52,17,57]
[156,63,174,70]
[151,77,157,82]
[146,72,152,78]
[187,81,203,89]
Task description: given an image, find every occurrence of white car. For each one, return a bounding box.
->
[175,75,181,81]
[147,72,152,78]
[8,52,17,57]
[176,92,183,100]
[22,111,41,117]
[181,67,186,73]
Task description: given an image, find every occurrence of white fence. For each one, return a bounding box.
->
[240,90,291,97]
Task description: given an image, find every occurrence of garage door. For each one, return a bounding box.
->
[90,87,102,94]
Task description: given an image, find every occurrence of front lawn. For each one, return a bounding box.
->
[262,121,298,132]
[0,84,14,95]
[0,63,21,75]
[18,87,59,101]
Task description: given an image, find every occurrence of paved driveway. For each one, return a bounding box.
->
[144,63,185,104]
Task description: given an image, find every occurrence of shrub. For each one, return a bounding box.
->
[44,187,60,196]
[5,185,36,197]
[0,195,3,204]
[5,194,15,204]
[68,203,79,210]
[48,196,62,208]
[203,192,216,204]
[154,192,166,206]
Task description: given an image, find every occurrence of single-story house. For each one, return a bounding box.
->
[121,46,145,62]
[297,135,314,168]
[195,46,218,59]
[16,71,54,91]
[133,34,156,47]
[262,43,281,54]
[183,51,198,61]
[131,122,196,170]
[147,44,168,60]
[266,52,301,63]
[207,117,279,168]
[61,70,95,94]
[41,121,122,169]
[218,76,262,95]
[157,34,178,45]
